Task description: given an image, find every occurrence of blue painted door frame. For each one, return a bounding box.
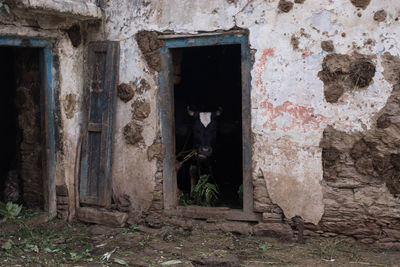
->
[0,36,56,216]
[159,34,259,221]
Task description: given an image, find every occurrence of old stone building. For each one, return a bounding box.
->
[1,0,400,249]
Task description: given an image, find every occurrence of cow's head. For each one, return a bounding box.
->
[187,106,222,159]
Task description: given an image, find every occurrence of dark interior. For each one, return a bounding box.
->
[173,44,243,209]
[0,47,18,202]
[0,47,43,209]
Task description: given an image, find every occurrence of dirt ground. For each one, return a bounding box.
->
[1,210,400,267]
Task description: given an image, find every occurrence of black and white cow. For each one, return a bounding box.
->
[187,106,222,194]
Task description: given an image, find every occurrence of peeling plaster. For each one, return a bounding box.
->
[101,0,400,223]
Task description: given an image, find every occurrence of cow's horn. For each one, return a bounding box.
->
[216,106,223,116]
[187,106,195,116]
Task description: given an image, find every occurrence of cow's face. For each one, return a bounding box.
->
[188,107,222,159]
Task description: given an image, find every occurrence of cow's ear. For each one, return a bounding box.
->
[215,106,223,117]
[187,106,195,117]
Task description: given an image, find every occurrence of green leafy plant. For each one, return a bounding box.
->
[0,202,22,222]
[0,0,10,14]
[1,239,13,250]
[192,175,219,206]
[179,193,193,206]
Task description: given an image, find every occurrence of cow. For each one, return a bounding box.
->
[186,106,222,195]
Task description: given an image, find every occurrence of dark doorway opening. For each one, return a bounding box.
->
[0,47,44,210]
[173,44,243,209]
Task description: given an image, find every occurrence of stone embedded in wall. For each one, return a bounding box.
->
[132,99,151,120]
[350,0,371,9]
[123,122,143,145]
[278,0,294,13]
[135,31,163,72]
[147,142,165,161]
[117,83,135,102]
[319,125,400,243]
[318,53,376,103]
[115,194,131,213]
[63,93,77,119]
[66,24,81,48]
[319,59,400,243]
[374,10,387,22]
[377,114,391,129]
[56,185,69,220]
[252,169,284,214]
[147,135,164,217]
[137,79,151,94]
[321,40,334,52]
[381,52,400,85]
[294,0,305,3]
[321,146,340,171]
[262,212,283,223]
[350,138,368,160]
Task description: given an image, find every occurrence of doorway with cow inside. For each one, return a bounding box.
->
[0,47,44,211]
[172,44,243,209]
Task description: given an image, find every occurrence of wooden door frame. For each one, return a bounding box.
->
[0,36,56,216]
[158,32,260,221]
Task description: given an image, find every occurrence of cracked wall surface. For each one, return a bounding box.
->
[5,0,400,243]
[103,0,400,229]
[0,7,92,220]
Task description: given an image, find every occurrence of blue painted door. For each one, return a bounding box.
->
[80,41,119,207]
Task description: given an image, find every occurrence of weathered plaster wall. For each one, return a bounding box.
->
[103,0,400,237]
[0,8,88,219]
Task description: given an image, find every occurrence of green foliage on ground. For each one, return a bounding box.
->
[0,202,22,222]
[192,175,219,206]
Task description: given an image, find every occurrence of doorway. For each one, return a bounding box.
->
[0,37,55,215]
[159,33,259,221]
[173,45,243,208]
[0,47,43,209]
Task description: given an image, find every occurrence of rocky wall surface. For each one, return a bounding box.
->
[0,4,93,216]
[101,0,400,243]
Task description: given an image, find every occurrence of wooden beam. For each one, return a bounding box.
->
[77,207,128,227]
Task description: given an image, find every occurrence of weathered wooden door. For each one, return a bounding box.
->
[80,41,119,207]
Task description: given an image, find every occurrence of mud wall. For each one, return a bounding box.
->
[101,0,400,243]
[0,7,91,219]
